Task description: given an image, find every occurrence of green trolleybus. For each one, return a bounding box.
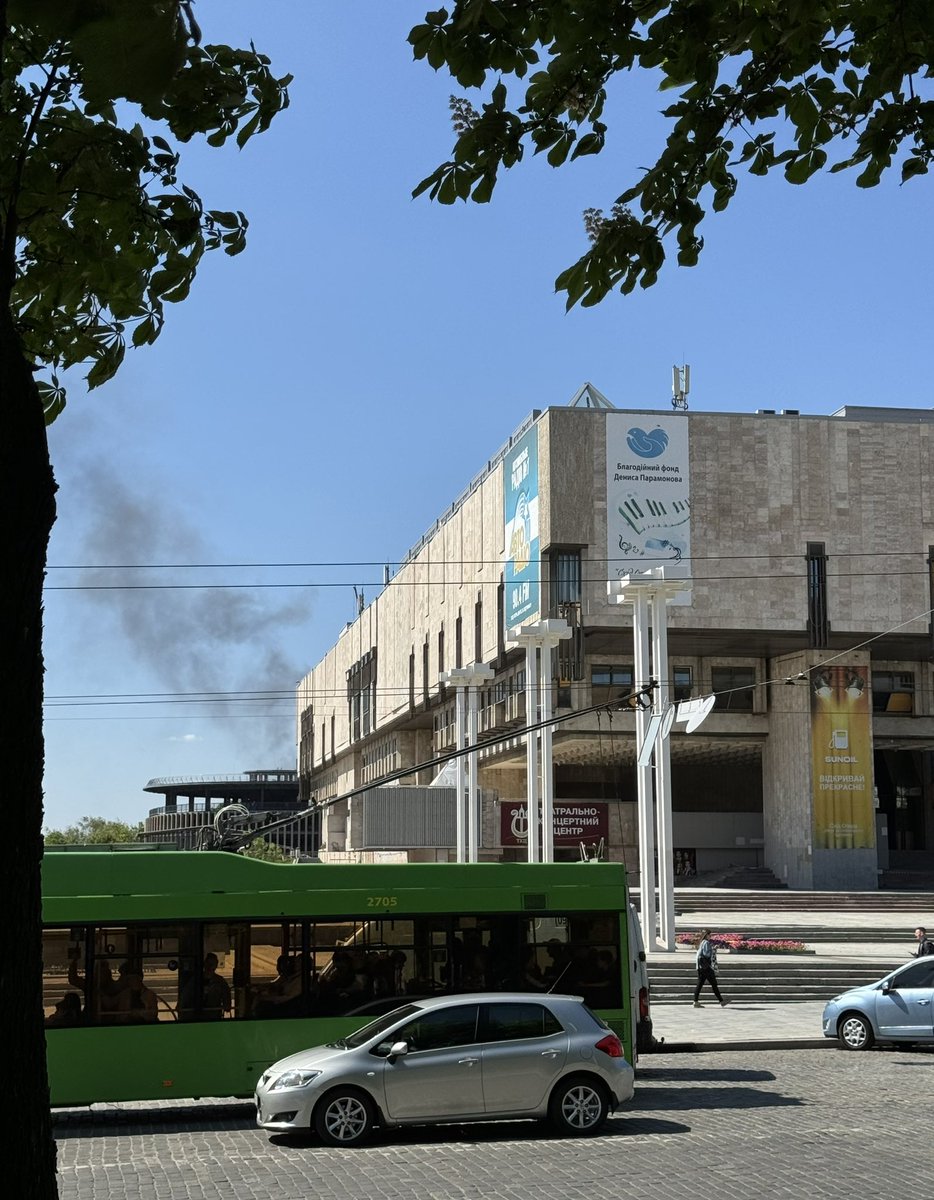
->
[42,850,641,1106]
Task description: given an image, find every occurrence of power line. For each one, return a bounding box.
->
[45,550,934,570]
[39,568,934,592]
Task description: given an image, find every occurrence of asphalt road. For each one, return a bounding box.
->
[54,1045,934,1199]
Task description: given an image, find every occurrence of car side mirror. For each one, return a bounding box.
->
[881,982,892,994]
[387,1040,409,1059]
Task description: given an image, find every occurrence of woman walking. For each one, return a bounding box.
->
[693,929,729,1007]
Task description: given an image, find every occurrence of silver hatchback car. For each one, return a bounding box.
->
[255,993,634,1144]
[822,955,934,1050]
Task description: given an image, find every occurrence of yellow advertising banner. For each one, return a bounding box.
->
[810,666,875,849]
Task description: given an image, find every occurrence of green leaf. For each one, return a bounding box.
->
[901,157,928,182]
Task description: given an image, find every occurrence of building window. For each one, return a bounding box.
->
[872,671,915,714]
[807,542,829,648]
[550,550,582,605]
[408,650,415,711]
[474,595,483,664]
[711,666,756,712]
[438,627,445,679]
[422,638,430,704]
[347,650,377,743]
[455,614,463,669]
[591,664,633,707]
[673,667,693,702]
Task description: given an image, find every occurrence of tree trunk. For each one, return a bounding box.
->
[0,299,60,1197]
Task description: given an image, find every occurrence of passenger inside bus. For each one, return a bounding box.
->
[252,955,303,1017]
[110,962,160,1024]
[45,991,83,1028]
[68,955,123,1022]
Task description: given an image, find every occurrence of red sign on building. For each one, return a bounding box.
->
[499,802,609,847]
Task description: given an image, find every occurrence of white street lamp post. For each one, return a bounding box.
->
[609,568,690,951]
[440,664,494,863]
[508,619,572,862]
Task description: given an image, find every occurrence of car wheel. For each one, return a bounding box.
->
[839,1012,874,1051]
[313,1088,376,1146]
[548,1076,609,1136]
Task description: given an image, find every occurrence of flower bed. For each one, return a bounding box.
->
[676,933,811,954]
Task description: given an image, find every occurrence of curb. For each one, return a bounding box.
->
[649,1037,834,1054]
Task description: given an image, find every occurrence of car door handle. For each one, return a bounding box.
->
[540,1050,559,1058]
[915,999,931,1006]
[457,1057,479,1066]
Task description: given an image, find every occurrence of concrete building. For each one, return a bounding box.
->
[296,392,934,889]
[143,769,318,856]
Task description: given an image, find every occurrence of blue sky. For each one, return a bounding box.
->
[41,3,934,830]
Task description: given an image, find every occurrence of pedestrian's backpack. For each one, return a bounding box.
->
[920,937,934,958]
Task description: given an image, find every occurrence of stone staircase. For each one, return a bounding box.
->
[671,889,934,914]
[648,957,902,1004]
[681,865,787,890]
[644,887,930,1004]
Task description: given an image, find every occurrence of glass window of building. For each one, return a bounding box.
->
[591,664,633,707]
[711,666,756,711]
[673,666,693,701]
[872,670,915,714]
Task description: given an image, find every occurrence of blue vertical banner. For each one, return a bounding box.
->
[504,425,540,632]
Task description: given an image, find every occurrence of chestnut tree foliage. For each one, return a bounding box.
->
[0,4,288,1195]
[409,1,934,306]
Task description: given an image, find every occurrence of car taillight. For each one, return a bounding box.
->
[639,986,650,1020]
[595,1033,624,1058]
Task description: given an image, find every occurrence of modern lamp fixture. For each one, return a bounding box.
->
[811,670,833,699]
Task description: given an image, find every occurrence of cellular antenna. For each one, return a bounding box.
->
[672,364,690,410]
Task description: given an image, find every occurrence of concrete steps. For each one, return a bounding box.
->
[648,958,901,1004]
[670,889,934,914]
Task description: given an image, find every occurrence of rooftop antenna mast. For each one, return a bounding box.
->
[672,364,690,411]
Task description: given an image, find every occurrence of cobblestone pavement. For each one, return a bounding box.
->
[55,1046,934,1200]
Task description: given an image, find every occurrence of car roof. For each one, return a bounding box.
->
[406,992,585,1011]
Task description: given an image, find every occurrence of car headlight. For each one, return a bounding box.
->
[269,1069,322,1091]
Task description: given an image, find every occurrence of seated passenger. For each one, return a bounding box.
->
[45,991,83,1028]
[201,953,232,1020]
[252,955,303,1018]
[111,962,159,1024]
[317,950,365,1014]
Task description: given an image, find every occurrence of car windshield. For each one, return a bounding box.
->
[342,1003,420,1049]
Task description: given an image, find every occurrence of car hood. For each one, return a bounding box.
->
[827,981,880,1005]
[264,1042,352,1077]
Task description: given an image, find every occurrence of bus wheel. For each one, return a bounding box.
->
[314,1088,376,1145]
[548,1076,609,1136]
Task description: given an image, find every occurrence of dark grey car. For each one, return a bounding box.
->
[255,992,634,1144]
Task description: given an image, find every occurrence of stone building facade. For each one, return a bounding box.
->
[297,397,934,889]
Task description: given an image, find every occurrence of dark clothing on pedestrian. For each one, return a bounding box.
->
[693,934,727,1005]
[694,962,723,1003]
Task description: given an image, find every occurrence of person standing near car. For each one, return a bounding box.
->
[912,926,934,957]
[693,929,729,1008]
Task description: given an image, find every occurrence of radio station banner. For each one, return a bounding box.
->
[500,801,609,847]
[606,412,691,600]
[810,665,875,849]
[504,425,540,631]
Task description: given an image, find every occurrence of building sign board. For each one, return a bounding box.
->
[504,425,540,630]
[500,801,609,847]
[810,665,875,849]
[606,412,691,601]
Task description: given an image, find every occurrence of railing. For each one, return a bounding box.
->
[145,771,297,788]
